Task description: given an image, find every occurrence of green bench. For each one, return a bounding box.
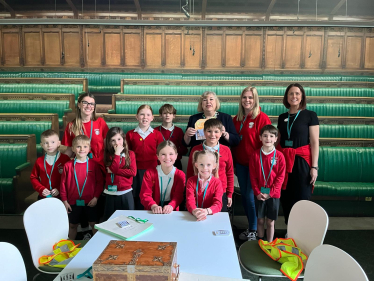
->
[0,134,37,214]
[0,114,59,156]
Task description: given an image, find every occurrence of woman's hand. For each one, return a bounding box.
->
[184,127,196,145]
[310,168,318,185]
[221,125,230,141]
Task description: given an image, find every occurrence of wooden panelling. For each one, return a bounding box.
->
[63,32,80,66]
[84,31,102,67]
[266,35,283,68]
[326,36,343,69]
[206,35,222,68]
[244,35,261,68]
[2,33,19,65]
[145,33,162,67]
[44,32,60,65]
[225,35,241,67]
[165,34,181,67]
[346,36,362,69]
[105,33,121,66]
[24,32,41,65]
[184,34,201,68]
[364,37,374,69]
[284,36,302,68]
[124,33,141,66]
[304,35,322,69]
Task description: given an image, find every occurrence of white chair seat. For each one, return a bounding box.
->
[0,242,27,281]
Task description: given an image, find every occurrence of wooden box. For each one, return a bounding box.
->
[93,240,179,281]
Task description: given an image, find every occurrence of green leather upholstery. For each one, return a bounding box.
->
[107,122,188,135]
[0,144,28,178]
[0,178,14,214]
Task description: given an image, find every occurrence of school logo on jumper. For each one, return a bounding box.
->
[272,156,278,165]
[284,118,288,122]
[248,122,254,128]
[58,164,63,174]
[95,129,100,135]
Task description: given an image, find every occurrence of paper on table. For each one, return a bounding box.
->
[94,215,153,240]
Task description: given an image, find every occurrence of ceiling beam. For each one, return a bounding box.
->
[202,0,207,20]
[329,0,346,19]
[66,0,78,19]
[134,0,142,19]
[265,0,277,21]
[0,0,15,18]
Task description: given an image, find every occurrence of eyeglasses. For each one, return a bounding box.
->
[81,101,96,107]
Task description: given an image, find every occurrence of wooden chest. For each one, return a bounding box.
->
[93,240,179,281]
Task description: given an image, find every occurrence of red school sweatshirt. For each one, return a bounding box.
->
[154,125,188,160]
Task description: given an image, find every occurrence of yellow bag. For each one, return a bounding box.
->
[39,239,81,268]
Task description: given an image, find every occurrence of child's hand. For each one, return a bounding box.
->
[107,167,112,173]
[51,189,59,197]
[263,193,270,200]
[88,197,98,207]
[192,208,207,221]
[42,188,51,197]
[227,197,232,207]
[114,145,124,156]
[162,205,173,214]
[256,193,265,201]
[63,201,72,213]
[151,204,163,214]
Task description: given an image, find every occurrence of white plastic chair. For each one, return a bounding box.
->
[0,242,27,281]
[23,198,69,274]
[304,244,369,281]
[239,200,329,280]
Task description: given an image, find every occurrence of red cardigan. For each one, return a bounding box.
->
[104,151,137,191]
[60,159,104,205]
[249,149,286,199]
[187,144,234,198]
[30,153,71,197]
[186,175,223,214]
[139,167,186,210]
[154,126,188,160]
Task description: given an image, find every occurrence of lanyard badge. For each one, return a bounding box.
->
[195,180,209,208]
[43,152,59,197]
[74,158,89,206]
[108,156,122,192]
[260,150,276,194]
[285,110,301,147]
[81,120,93,158]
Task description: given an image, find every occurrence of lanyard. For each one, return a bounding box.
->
[74,158,89,198]
[203,143,220,153]
[239,115,248,135]
[159,126,174,141]
[81,120,93,141]
[195,179,209,208]
[287,110,301,139]
[260,149,276,188]
[160,177,172,207]
[110,156,122,184]
[43,152,59,190]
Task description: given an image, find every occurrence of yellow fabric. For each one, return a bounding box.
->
[259,238,307,281]
[39,239,81,268]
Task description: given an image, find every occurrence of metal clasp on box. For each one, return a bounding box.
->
[172,263,180,281]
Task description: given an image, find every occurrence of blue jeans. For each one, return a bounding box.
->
[236,163,257,231]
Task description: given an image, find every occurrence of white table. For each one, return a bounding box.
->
[54,210,243,280]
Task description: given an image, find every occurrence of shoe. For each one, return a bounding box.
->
[239,229,250,240]
[247,231,257,241]
[83,233,92,241]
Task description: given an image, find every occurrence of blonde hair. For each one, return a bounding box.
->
[72,135,91,148]
[236,87,260,121]
[137,104,153,114]
[197,91,221,112]
[69,93,97,137]
[157,141,178,155]
[192,150,219,178]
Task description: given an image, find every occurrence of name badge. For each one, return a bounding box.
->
[46,194,53,198]
[108,185,117,192]
[261,187,270,194]
[88,152,93,159]
[285,140,293,147]
[76,199,85,206]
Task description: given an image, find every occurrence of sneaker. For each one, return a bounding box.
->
[239,229,250,240]
[247,231,257,241]
[83,233,92,241]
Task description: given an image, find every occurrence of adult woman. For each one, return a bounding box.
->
[277,83,319,225]
[232,86,271,241]
[183,91,240,149]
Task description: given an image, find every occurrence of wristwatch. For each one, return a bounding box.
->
[312,166,319,171]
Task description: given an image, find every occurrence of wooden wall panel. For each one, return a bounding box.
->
[206,35,222,68]
[346,36,362,69]
[84,32,102,67]
[364,37,374,69]
[2,33,19,65]
[145,34,162,67]
[244,35,261,68]
[184,34,201,68]
[326,36,343,68]
[265,35,282,68]
[63,32,80,66]
[284,36,302,68]
[225,35,241,67]
[24,32,41,65]
[124,33,141,66]
[105,33,121,66]
[165,34,181,67]
[44,32,60,65]
[304,36,322,69]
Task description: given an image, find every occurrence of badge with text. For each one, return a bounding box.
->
[76,199,85,206]
[108,185,117,192]
[261,187,270,194]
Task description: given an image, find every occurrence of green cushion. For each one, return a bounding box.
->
[0,121,51,143]
[319,125,374,138]
[0,100,70,118]
[0,178,15,214]
[0,144,27,177]
[314,182,374,197]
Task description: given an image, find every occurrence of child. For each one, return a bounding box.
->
[187,119,234,212]
[103,127,137,221]
[186,150,223,221]
[30,129,71,199]
[154,104,188,171]
[60,135,104,239]
[126,105,164,210]
[249,125,286,242]
[140,141,186,214]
